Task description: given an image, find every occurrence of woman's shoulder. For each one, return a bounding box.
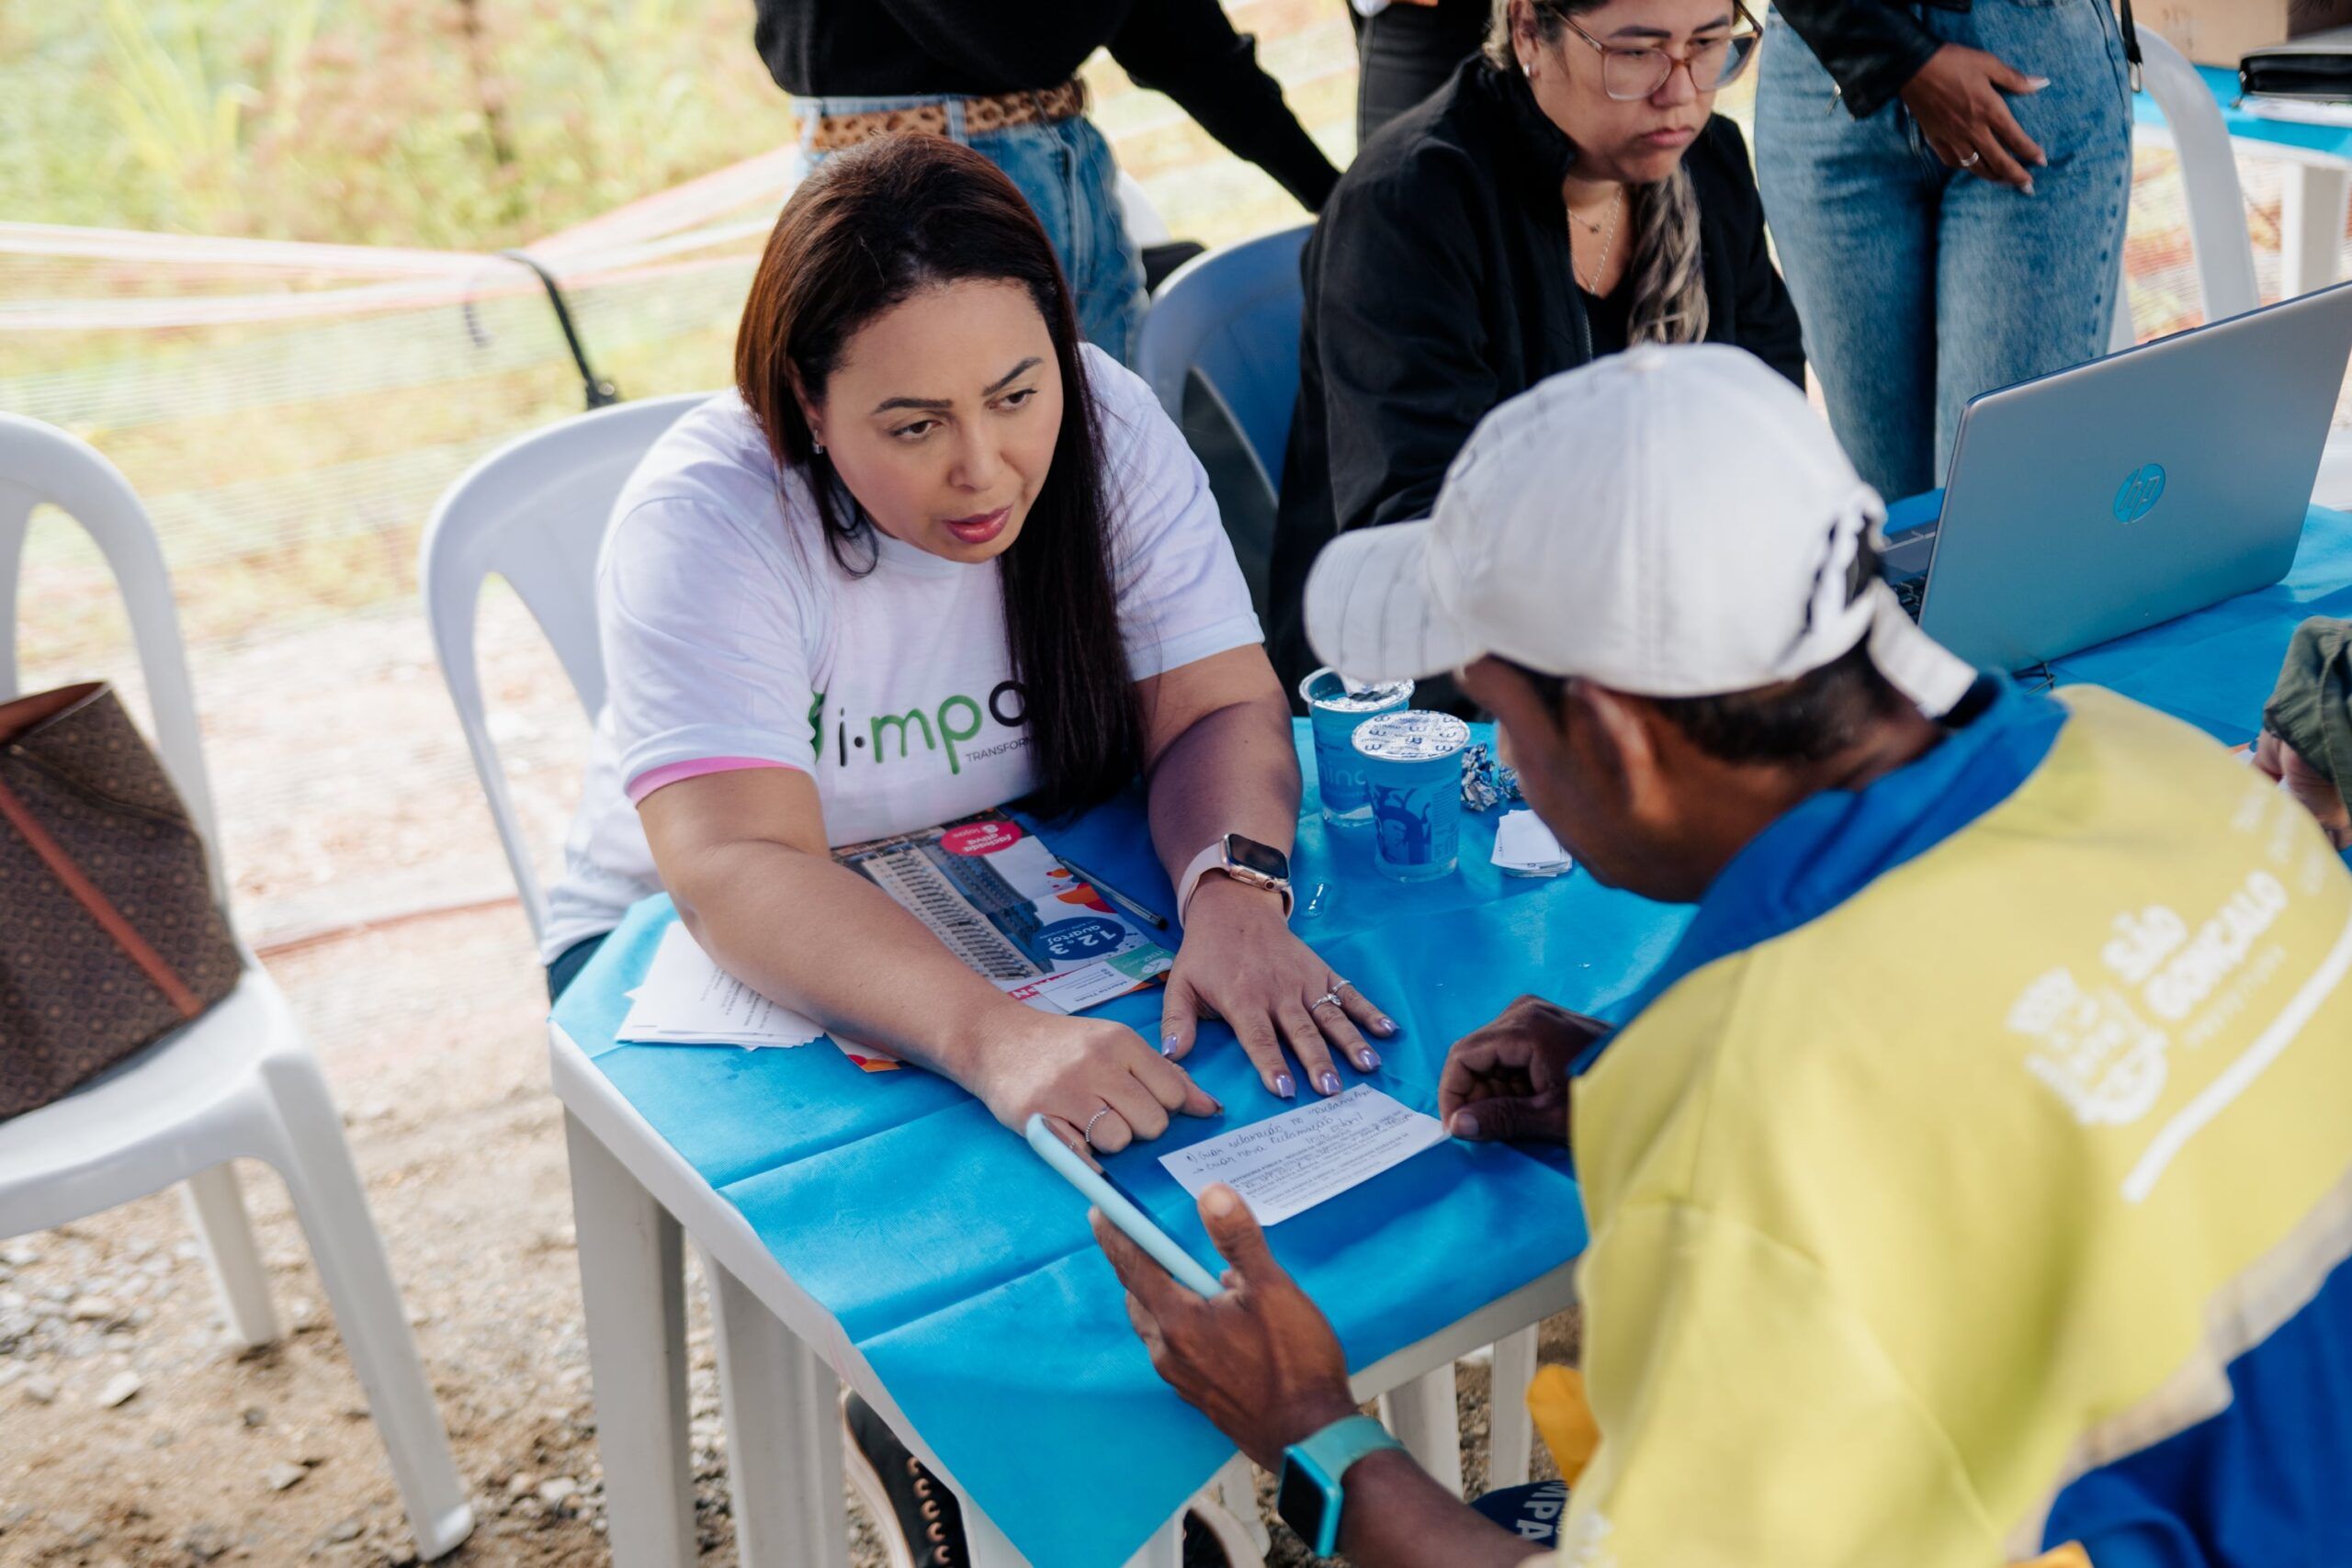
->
[604,391,831,600]
[611,390,782,524]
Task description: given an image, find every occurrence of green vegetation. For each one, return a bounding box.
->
[5,0,790,247]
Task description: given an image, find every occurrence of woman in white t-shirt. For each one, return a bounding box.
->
[545,135,1396,1162]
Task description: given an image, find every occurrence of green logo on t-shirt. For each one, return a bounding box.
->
[820,680,1028,775]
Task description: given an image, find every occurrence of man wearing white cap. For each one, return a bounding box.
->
[1093,346,2352,1564]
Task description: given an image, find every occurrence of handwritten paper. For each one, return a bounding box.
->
[617,924,825,1049]
[1157,1086,1446,1226]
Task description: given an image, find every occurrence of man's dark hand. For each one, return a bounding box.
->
[1899,43,2049,193]
[1437,995,1605,1146]
[1091,1185,1358,1472]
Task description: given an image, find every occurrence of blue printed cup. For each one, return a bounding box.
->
[1298,667,1414,828]
[1351,712,1471,883]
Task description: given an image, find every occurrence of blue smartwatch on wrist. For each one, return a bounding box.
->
[1276,1413,1405,1557]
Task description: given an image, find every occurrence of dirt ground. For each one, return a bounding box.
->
[0,897,1574,1568]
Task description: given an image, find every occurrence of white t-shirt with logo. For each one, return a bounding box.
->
[540,345,1263,963]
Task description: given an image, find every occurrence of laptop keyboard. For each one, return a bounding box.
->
[1892,574,1927,619]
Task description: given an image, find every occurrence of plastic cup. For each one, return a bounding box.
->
[1351,712,1471,883]
[1298,667,1414,828]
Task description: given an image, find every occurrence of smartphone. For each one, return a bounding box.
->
[1023,1113,1225,1297]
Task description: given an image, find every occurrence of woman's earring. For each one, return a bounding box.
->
[811,434,826,455]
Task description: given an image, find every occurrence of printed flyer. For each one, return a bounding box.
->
[831,811,1174,1065]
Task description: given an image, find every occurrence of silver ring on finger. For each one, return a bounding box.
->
[1309,989,1345,1016]
[1083,1105,1118,1146]
[1959,150,1982,168]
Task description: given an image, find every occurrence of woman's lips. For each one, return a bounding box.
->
[943,505,1012,546]
[1641,126,1699,150]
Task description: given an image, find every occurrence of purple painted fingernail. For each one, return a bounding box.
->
[1274,1072,1296,1099]
[1317,1070,1340,1096]
[1357,1047,1381,1072]
[1376,1016,1399,1036]
[1161,1034,1181,1055]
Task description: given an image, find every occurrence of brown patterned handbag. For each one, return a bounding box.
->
[0,682,242,1120]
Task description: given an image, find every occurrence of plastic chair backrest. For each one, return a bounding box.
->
[1134,224,1312,501]
[419,393,706,942]
[2116,28,2259,349]
[0,414,227,908]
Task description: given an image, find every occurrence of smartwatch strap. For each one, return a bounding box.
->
[1285,1413,1405,1554]
[1176,840,1296,924]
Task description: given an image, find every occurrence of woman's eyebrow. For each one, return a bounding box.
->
[985,356,1045,395]
[870,356,1044,415]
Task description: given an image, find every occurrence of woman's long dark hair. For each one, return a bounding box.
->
[734,135,1144,818]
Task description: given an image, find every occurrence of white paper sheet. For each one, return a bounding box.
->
[1491,809,1573,877]
[617,924,825,1049]
[1157,1086,1447,1225]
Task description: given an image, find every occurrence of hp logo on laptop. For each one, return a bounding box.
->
[2113,463,2166,523]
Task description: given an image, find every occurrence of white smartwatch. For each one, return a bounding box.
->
[1176,834,1295,924]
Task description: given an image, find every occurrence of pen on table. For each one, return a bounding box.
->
[1055,854,1170,931]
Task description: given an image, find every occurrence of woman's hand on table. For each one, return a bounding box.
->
[968,1010,1219,1163]
[1161,874,1398,1102]
[1437,996,1607,1147]
[1091,1183,1357,1472]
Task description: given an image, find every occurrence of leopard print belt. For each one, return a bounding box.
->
[806,78,1089,155]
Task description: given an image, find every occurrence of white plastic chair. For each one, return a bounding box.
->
[2115,28,2261,350]
[0,414,474,1562]
[419,393,704,943]
[423,394,865,1568]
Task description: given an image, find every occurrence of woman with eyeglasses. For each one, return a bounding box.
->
[1268,0,1802,705]
[1756,0,2136,501]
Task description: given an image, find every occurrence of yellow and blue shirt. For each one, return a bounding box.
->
[1550,681,2352,1566]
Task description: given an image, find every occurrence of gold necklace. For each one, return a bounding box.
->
[1571,187,1623,293]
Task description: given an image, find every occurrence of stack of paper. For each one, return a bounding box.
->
[1491,809,1574,878]
[618,925,825,1049]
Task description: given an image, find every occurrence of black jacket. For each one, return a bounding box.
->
[752,1,1339,210]
[1771,0,1954,121]
[1774,0,2142,123]
[1269,61,1805,692]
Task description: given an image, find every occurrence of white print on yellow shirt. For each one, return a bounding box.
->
[2009,869,2292,1131]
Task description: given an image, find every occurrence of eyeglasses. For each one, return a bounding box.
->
[1553,1,1761,102]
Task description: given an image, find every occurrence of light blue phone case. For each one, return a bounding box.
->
[1024,1113,1225,1297]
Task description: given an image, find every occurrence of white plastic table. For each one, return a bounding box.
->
[2139,64,2352,298]
[548,1022,1572,1568]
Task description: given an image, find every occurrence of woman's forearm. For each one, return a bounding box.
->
[667,839,1024,1081]
[1147,691,1303,894]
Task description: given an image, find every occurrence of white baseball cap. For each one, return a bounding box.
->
[1304,344,1976,713]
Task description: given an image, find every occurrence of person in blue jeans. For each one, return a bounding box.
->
[1757,0,2136,500]
[754,2,1341,367]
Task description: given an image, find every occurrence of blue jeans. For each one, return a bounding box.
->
[1756,0,2132,498]
[793,96,1149,366]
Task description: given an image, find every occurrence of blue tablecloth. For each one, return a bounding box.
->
[554,728,1690,1567]
[2136,64,2352,164]
[552,507,2352,1566]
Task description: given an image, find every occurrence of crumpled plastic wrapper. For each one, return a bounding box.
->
[1460,743,1522,812]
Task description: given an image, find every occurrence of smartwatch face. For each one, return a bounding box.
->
[1275,1453,1335,1553]
[1226,834,1292,881]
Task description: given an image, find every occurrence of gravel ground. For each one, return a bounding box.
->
[0,901,1577,1567]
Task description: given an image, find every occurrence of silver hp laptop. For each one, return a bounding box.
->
[1883,279,2352,672]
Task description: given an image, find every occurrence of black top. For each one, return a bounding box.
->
[753,0,1340,210]
[1268,60,1806,692]
[1578,285,1631,360]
